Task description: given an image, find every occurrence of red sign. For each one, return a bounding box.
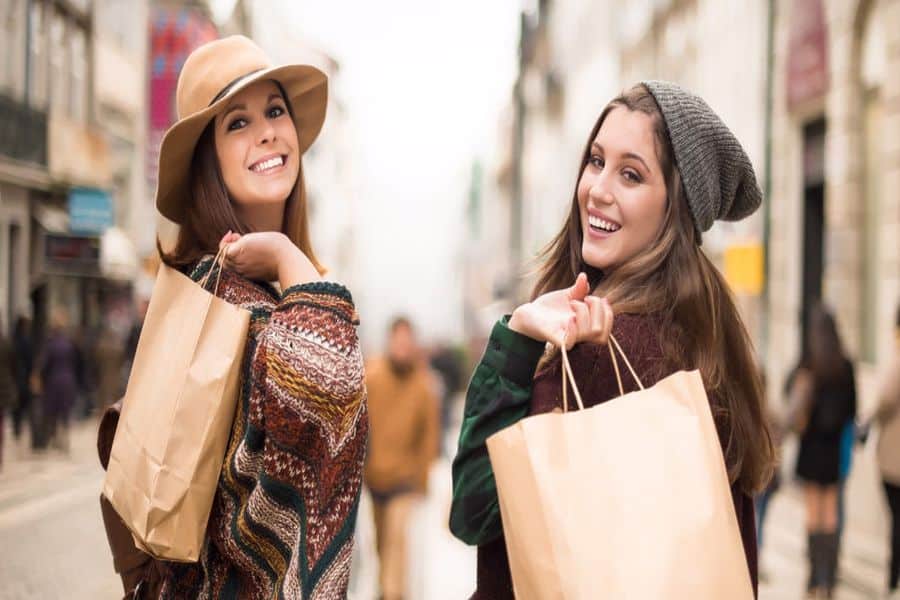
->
[787,0,829,110]
[146,8,218,196]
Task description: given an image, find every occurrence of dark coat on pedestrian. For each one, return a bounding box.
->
[12,323,32,402]
[794,360,857,485]
[38,331,80,418]
[0,331,17,412]
[0,340,16,418]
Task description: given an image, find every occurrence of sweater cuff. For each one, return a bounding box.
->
[282,281,353,304]
[482,316,546,388]
[280,282,358,325]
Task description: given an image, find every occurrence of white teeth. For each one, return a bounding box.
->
[588,215,620,232]
[251,156,284,172]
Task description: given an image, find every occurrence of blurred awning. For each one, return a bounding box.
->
[33,204,70,233]
[100,226,139,281]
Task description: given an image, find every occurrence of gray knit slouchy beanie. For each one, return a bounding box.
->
[641,80,762,236]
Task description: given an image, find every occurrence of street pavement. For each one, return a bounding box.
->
[0,419,121,600]
[0,408,892,599]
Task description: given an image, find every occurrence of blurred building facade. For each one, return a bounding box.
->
[467,0,899,405]
[768,0,900,406]
[0,0,149,339]
[0,0,260,339]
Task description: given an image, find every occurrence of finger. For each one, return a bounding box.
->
[585,296,605,342]
[570,300,590,341]
[599,298,614,344]
[219,230,232,251]
[567,272,589,302]
[550,315,574,349]
[224,238,243,261]
[564,315,579,350]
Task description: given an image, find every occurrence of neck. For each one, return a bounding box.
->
[238,202,285,233]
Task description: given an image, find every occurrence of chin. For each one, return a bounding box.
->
[252,185,293,203]
[581,245,614,271]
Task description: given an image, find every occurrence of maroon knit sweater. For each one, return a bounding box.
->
[471,312,758,599]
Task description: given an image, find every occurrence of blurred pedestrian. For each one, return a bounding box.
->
[450,82,775,598]
[11,315,34,447]
[863,303,900,597]
[98,35,367,598]
[755,368,783,556]
[123,296,148,365]
[117,295,150,400]
[789,305,857,598]
[0,320,18,470]
[364,316,440,600]
[93,324,125,410]
[429,343,463,451]
[35,309,81,453]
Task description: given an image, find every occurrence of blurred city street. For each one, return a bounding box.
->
[0,406,893,599]
[1,0,899,598]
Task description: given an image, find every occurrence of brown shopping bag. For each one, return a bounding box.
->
[102,248,250,562]
[486,336,754,599]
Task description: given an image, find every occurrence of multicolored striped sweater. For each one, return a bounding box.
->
[159,257,368,599]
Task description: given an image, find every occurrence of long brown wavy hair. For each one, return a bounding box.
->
[533,84,775,494]
[158,83,323,274]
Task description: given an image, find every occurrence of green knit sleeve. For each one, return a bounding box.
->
[449,316,545,546]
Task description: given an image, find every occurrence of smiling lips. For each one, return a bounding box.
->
[249,154,286,174]
[588,214,621,233]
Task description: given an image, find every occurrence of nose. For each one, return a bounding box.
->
[256,119,276,145]
[588,176,614,206]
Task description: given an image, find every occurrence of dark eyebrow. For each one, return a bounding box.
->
[221,94,284,124]
[221,103,246,121]
[592,142,651,174]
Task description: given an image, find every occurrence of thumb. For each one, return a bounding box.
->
[568,272,589,301]
[224,238,242,259]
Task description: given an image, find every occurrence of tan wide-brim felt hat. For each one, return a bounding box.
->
[155,35,327,224]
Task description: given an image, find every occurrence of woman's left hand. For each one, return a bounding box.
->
[219,231,289,282]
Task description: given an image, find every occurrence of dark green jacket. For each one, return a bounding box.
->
[449,316,544,545]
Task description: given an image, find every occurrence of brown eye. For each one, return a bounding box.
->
[228,117,247,131]
[623,169,641,183]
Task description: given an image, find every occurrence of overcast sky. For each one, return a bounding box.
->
[216,0,522,349]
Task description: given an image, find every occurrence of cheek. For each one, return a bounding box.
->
[278,120,299,148]
[216,138,246,184]
[575,172,590,207]
[629,191,666,237]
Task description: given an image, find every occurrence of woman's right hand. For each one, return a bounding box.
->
[219,231,321,286]
[508,273,614,349]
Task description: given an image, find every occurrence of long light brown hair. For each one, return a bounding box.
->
[158,83,323,274]
[534,84,775,494]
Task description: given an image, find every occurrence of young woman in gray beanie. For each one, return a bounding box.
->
[450,82,775,599]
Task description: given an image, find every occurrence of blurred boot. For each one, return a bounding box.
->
[821,532,839,598]
[806,533,818,596]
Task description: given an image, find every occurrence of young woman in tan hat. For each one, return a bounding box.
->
[148,35,368,598]
[450,82,776,599]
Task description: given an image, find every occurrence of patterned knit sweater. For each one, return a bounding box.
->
[159,257,368,599]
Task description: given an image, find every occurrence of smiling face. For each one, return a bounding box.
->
[577,106,668,271]
[214,79,300,219]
